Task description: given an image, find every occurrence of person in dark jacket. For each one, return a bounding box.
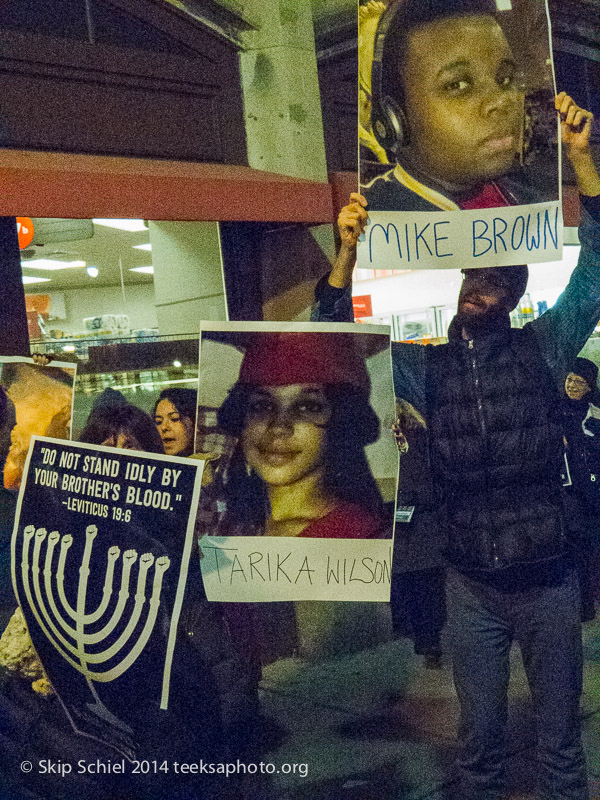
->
[390,400,446,669]
[0,386,17,631]
[562,357,600,622]
[313,94,600,799]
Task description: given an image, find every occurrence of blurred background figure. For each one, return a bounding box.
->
[80,388,165,453]
[0,386,17,630]
[562,357,600,621]
[390,399,446,669]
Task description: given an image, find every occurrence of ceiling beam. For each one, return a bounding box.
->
[0,149,334,224]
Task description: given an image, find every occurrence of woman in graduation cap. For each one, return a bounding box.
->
[215,331,389,539]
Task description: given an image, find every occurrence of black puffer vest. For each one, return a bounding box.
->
[426,320,565,573]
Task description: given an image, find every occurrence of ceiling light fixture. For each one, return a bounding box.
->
[133,243,152,251]
[22,276,51,284]
[21,259,86,271]
[93,219,147,232]
[129,266,154,274]
[86,266,99,278]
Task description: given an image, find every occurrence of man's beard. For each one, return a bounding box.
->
[455,306,511,337]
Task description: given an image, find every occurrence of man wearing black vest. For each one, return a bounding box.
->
[313,93,600,799]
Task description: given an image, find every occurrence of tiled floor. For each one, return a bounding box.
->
[253,615,600,800]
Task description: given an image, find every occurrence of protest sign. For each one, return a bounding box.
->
[196,321,398,602]
[358,0,561,269]
[362,203,561,269]
[11,437,204,759]
[200,536,392,602]
[0,356,76,491]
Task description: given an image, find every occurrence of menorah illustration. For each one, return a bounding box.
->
[20,524,170,724]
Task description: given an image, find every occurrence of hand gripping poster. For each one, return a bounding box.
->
[196,321,398,602]
[358,0,562,270]
[10,437,204,762]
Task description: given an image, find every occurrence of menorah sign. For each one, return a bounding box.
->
[20,523,170,720]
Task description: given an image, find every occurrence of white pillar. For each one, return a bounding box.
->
[149,221,227,337]
[240,0,328,182]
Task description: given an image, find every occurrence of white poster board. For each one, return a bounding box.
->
[196,321,398,602]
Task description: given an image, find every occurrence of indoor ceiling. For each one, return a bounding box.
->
[170,0,355,29]
[21,220,154,293]
[310,0,355,55]
[164,0,356,45]
[311,0,354,25]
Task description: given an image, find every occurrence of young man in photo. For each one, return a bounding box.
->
[362,0,557,211]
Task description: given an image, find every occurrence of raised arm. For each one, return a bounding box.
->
[330,193,368,287]
[311,193,428,411]
[530,94,600,378]
[558,91,600,198]
[311,193,368,323]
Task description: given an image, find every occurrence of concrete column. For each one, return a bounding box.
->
[240,0,329,182]
[239,0,335,322]
[149,221,227,337]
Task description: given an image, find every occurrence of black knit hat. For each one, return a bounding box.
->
[500,264,529,312]
[461,264,529,312]
[571,357,599,389]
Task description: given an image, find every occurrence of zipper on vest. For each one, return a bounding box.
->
[469,339,499,567]
[469,345,488,443]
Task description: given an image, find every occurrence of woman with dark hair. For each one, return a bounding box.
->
[562,357,600,519]
[562,357,600,621]
[80,399,164,454]
[216,332,388,539]
[153,388,196,457]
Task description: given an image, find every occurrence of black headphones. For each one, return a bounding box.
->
[370,0,410,156]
